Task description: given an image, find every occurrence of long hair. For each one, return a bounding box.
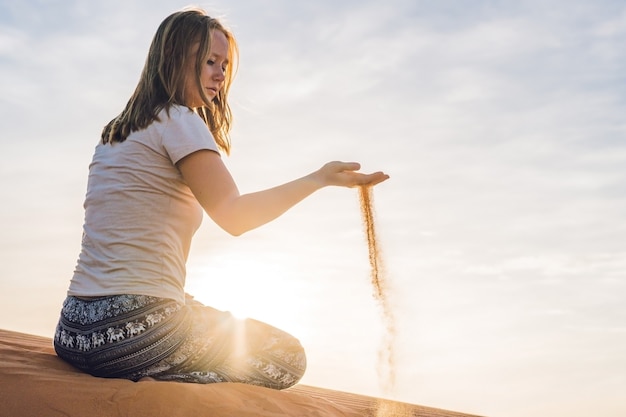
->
[101,8,238,154]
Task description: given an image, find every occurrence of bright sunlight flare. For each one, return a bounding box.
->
[185,250,311,337]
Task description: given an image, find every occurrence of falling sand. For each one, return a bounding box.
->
[358,185,396,395]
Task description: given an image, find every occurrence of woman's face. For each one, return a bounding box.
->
[184,30,229,108]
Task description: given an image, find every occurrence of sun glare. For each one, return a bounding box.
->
[185,252,310,336]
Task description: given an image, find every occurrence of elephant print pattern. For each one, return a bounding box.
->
[54,294,306,389]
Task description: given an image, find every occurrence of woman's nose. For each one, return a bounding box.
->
[214,67,225,81]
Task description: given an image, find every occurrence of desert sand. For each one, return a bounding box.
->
[0,328,481,417]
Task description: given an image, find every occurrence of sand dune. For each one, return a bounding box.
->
[0,329,481,417]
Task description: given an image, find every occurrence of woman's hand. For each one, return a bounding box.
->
[311,161,390,188]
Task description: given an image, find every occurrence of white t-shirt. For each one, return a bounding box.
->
[68,105,219,304]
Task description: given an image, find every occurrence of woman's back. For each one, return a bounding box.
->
[69,106,218,304]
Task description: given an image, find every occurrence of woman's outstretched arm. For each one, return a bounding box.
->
[177,150,389,236]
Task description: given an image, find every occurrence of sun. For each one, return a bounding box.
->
[184,250,310,336]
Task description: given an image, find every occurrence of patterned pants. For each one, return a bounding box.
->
[54,295,306,389]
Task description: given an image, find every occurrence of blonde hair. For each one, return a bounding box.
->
[101,7,238,154]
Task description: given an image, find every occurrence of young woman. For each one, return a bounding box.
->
[54,7,388,389]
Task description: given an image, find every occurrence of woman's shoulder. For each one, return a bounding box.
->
[154,105,217,152]
[159,104,199,123]
[149,105,205,136]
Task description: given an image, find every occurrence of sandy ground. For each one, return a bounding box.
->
[0,329,481,417]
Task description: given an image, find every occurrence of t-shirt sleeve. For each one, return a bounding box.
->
[160,106,220,164]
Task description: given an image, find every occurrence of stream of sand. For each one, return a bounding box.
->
[358,186,396,394]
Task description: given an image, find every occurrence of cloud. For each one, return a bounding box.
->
[1,2,626,415]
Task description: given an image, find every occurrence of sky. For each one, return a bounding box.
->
[1,0,625,416]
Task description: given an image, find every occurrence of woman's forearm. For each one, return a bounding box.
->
[213,172,324,236]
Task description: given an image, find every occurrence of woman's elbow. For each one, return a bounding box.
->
[223,225,246,237]
[212,216,249,237]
